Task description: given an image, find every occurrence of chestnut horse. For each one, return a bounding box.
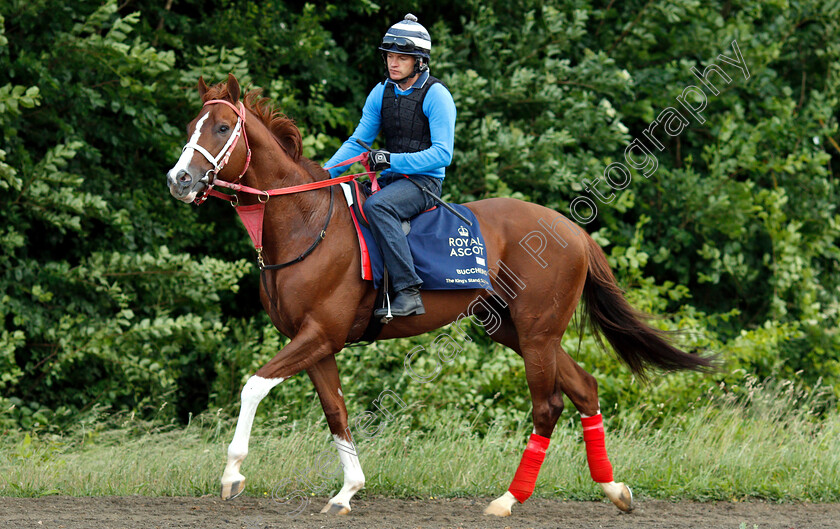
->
[165,74,710,517]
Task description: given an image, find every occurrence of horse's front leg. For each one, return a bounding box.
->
[220,325,337,500]
[306,355,365,515]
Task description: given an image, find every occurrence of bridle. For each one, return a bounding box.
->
[182,97,373,270]
[183,99,252,206]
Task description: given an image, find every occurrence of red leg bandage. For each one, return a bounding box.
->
[581,414,614,483]
[507,433,550,503]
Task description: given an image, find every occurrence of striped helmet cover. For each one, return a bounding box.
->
[379,14,432,60]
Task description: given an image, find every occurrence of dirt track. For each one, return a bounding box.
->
[2,496,838,528]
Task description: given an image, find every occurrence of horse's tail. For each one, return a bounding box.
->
[581,232,714,379]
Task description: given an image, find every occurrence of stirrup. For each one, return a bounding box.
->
[380,292,393,324]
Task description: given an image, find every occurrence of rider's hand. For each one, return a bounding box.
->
[369,149,391,172]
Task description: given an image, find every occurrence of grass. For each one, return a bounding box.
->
[1,377,838,502]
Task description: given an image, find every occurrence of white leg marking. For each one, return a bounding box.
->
[321,435,365,514]
[485,491,518,516]
[601,481,634,512]
[221,376,285,491]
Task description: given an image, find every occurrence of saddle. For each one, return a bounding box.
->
[339,179,492,343]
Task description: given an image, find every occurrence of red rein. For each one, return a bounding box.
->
[192,102,374,255]
[209,153,371,254]
[195,98,374,207]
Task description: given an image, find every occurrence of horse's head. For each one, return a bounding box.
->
[166,74,250,204]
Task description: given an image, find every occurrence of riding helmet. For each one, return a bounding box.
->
[378,14,431,73]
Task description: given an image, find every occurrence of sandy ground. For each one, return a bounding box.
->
[2,495,839,529]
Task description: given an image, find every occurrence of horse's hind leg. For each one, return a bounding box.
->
[483,324,633,516]
[483,317,565,517]
[554,344,633,512]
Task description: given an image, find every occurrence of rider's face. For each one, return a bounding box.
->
[387,52,416,82]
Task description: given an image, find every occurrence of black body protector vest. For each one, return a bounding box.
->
[380,76,441,153]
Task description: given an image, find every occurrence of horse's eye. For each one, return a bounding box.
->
[219,125,230,134]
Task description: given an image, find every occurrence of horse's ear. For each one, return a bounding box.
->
[198,77,209,101]
[227,73,241,103]
[278,126,303,163]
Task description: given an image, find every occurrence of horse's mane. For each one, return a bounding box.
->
[202,82,327,180]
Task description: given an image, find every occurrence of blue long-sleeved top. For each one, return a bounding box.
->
[325,71,456,180]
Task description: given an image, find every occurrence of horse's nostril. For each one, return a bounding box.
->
[177,170,192,185]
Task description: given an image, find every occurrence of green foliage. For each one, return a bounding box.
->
[0,0,250,428]
[1,0,839,438]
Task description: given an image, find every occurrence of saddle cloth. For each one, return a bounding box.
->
[339,181,493,291]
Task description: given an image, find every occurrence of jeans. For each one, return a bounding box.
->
[362,174,442,292]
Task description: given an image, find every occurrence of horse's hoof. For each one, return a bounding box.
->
[484,499,512,517]
[601,481,634,513]
[221,478,246,500]
[320,502,350,515]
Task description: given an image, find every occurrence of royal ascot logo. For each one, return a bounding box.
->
[448,226,485,258]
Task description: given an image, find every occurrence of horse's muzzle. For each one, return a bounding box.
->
[167,169,202,203]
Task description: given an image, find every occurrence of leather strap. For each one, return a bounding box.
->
[261,186,335,270]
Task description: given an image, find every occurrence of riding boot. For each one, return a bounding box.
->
[375,286,425,317]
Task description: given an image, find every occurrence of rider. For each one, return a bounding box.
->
[325,14,457,317]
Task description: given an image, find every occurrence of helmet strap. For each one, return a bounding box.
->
[392,72,416,85]
[414,57,429,75]
[382,56,428,85]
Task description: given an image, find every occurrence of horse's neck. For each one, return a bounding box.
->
[244,120,335,259]
[241,116,321,204]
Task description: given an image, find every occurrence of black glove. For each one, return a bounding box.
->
[369,149,391,172]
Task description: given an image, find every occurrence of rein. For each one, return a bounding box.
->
[206,152,373,270]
